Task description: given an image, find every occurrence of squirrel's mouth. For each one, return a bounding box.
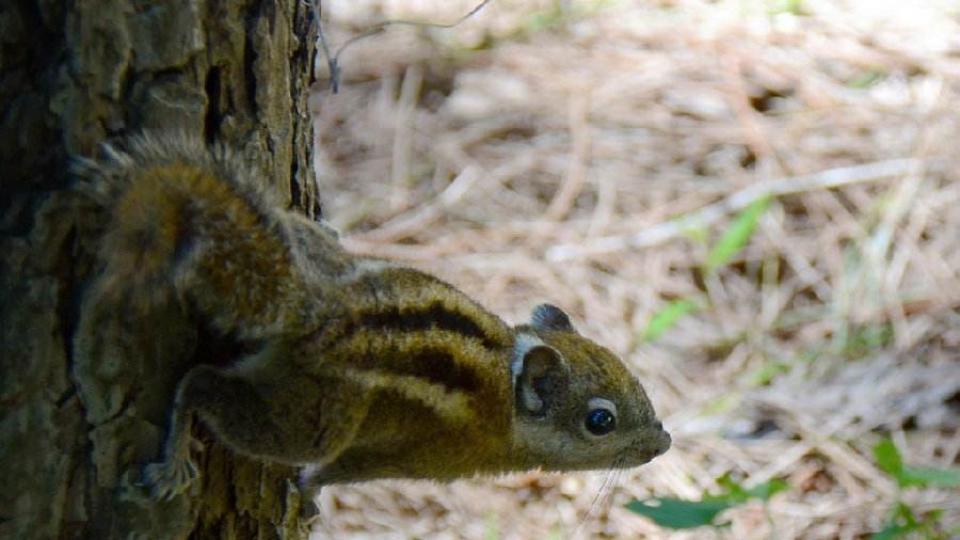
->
[653,425,671,456]
[621,425,671,467]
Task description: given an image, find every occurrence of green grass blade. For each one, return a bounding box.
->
[706,196,770,272]
[899,465,960,488]
[873,438,904,479]
[745,478,789,501]
[642,298,700,342]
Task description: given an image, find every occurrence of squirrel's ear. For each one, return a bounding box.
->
[530,303,575,333]
[512,338,570,416]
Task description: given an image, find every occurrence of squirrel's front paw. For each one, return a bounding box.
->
[143,436,203,500]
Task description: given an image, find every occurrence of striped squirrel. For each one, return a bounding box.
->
[77,133,670,500]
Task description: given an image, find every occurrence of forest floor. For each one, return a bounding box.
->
[309,1,960,538]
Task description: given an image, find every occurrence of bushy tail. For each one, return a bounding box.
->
[73,133,300,337]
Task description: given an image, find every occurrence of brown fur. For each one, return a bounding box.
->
[77,133,670,500]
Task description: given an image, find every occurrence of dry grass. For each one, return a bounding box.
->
[308,1,960,538]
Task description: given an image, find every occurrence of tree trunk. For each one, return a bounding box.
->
[1,1,317,538]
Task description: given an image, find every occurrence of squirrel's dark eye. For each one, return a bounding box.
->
[585,408,616,436]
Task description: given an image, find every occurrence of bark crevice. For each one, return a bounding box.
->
[0,1,317,538]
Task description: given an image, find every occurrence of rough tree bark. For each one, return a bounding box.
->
[1,1,318,538]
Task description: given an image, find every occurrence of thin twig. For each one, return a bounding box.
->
[347,164,482,244]
[306,0,338,91]
[546,158,921,262]
[309,0,495,93]
[546,92,591,221]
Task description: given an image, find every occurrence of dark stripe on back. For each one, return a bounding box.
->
[325,301,506,395]
[339,348,482,394]
[356,302,504,350]
[403,349,481,393]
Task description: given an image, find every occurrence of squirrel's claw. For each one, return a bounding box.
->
[143,434,203,500]
[143,455,198,501]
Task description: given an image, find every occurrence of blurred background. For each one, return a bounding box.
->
[308,1,960,538]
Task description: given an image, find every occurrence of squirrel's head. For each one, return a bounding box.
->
[509,304,670,472]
